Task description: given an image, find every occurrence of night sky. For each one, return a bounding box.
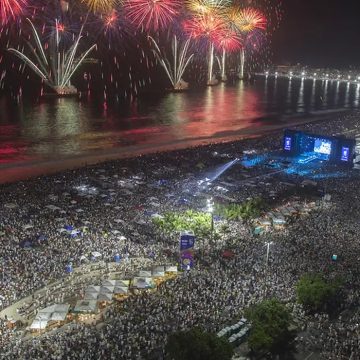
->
[272,0,360,68]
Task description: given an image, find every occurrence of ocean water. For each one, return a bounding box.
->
[0,77,359,167]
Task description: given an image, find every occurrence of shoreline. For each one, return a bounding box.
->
[0,110,350,185]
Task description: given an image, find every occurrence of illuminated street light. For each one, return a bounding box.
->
[265,241,273,265]
[207,197,214,244]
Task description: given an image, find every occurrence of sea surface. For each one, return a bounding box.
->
[1,76,360,171]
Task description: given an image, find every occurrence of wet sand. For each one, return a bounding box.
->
[0,110,350,185]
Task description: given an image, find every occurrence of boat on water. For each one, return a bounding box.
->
[42,85,78,98]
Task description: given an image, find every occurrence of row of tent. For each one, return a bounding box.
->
[257,201,318,229]
[217,318,250,346]
[30,304,70,330]
[84,280,130,302]
[29,265,179,330]
[83,266,178,304]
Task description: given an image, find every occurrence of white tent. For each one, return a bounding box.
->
[132,277,155,289]
[97,293,113,301]
[36,312,51,320]
[113,286,128,295]
[273,218,286,225]
[50,312,68,321]
[138,270,152,277]
[74,300,97,313]
[152,266,165,277]
[36,304,70,323]
[100,286,114,294]
[30,319,48,330]
[85,286,100,293]
[115,280,130,287]
[39,304,62,313]
[102,280,116,287]
[84,292,98,301]
[165,266,178,274]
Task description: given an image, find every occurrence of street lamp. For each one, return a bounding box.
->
[207,197,214,245]
[265,241,273,266]
[1,259,4,283]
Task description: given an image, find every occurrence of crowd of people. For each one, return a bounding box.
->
[1,112,360,359]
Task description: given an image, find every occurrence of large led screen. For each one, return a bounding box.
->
[284,137,292,151]
[314,139,332,155]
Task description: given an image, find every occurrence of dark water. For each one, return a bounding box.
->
[1,77,359,166]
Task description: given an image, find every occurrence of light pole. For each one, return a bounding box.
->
[265,241,273,266]
[207,197,214,246]
[1,259,4,283]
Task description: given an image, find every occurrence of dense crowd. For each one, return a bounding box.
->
[1,112,360,359]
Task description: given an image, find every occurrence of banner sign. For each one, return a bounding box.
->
[179,231,196,270]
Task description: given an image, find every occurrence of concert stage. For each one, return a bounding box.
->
[283,129,356,165]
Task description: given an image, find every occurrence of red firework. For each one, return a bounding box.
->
[104,9,118,28]
[214,28,243,52]
[235,7,267,33]
[123,0,182,32]
[183,13,226,43]
[0,0,28,25]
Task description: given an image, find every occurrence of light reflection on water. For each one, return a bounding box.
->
[1,77,360,165]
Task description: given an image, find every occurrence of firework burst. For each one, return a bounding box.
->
[123,0,182,32]
[214,27,242,81]
[185,0,231,15]
[0,0,28,25]
[184,13,226,84]
[230,7,267,33]
[183,13,226,42]
[95,8,134,51]
[214,28,242,53]
[82,0,119,13]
